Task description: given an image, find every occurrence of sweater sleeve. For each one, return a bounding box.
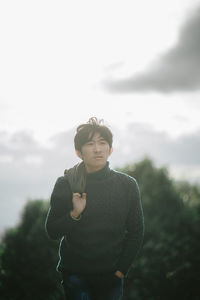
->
[45,176,82,240]
[116,178,144,277]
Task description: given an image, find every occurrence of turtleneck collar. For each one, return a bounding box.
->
[86,161,110,180]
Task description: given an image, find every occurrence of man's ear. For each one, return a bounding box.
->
[75,150,83,159]
[109,147,113,155]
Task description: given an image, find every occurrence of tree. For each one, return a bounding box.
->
[118,158,200,299]
[0,199,64,300]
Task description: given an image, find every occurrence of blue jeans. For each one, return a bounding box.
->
[61,272,124,300]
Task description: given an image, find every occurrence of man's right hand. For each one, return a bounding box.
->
[70,193,87,218]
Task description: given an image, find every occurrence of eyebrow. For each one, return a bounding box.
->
[98,137,106,141]
[88,136,106,142]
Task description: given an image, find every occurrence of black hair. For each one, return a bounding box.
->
[74,117,113,152]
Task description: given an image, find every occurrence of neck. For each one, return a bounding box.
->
[85,163,107,174]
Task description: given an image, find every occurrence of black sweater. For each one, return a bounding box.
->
[45,162,144,276]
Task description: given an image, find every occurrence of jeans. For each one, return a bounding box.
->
[61,272,124,300]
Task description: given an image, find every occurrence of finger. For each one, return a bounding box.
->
[82,193,87,200]
[73,193,81,197]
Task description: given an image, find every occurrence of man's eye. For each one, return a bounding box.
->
[87,142,93,146]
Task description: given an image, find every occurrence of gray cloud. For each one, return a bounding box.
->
[0,126,200,234]
[111,123,200,168]
[104,8,200,93]
[0,129,77,235]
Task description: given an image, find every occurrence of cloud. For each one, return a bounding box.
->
[0,126,200,234]
[112,123,200,167]
[0,129,77,234]
[103,8,200,93]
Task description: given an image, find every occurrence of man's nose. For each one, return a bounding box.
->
[94,143,101,152]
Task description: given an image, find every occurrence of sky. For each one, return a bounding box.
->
[0,0,200,234]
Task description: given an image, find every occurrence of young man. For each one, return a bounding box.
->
[45,118,144,300]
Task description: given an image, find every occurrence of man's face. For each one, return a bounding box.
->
[76,132,113,173]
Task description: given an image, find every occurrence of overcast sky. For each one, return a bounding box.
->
[0,0,200,234]
[104,7,200,93]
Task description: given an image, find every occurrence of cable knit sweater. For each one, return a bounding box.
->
[45,162,144,277]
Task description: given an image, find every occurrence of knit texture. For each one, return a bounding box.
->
[45,162,144,276]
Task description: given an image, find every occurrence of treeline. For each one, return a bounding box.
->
[0,158,200,299]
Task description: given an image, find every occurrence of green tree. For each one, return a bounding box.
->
[175,180,200,207]
[0,199,64,300]
[119,158,200,300]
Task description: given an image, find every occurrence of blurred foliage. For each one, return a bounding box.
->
[0,200,64,300]
[0,157,200,299]
[118,158,200,300]
[174,180,200,207]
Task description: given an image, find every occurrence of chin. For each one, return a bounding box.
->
[93,161,105,168]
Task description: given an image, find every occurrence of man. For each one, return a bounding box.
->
[45,117,144,300]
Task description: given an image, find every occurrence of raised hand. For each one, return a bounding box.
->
[70,193,87,219]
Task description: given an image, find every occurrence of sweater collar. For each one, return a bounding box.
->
[86,161,110,180]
